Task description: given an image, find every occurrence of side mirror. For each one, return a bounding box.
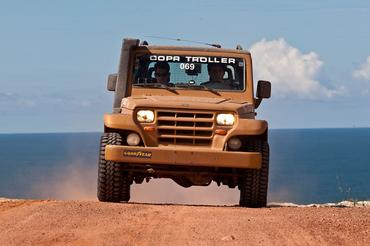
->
[107,73,118,91]
[257,80,271,99]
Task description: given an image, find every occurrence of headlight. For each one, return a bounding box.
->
[137,110,154,123]
[216,113,235,126]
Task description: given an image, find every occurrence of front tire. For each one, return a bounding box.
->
[97,133,131,202]
[239,140,269,208]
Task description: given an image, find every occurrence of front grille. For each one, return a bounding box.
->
[156,110,215,145]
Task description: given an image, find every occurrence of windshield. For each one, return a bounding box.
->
[132,54,245,91]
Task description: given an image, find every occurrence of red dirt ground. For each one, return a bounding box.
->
[0,199,369,245]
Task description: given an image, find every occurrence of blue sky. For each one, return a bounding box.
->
[1,0,370,133]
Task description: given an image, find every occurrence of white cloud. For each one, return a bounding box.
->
[0,92,14,100]
[16,99,36,107]
[353,55,370,81]
[0,92,36,108]
[250,38,344,99]
[0,91,100,112]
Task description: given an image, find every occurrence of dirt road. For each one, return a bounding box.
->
[0,199,369,245]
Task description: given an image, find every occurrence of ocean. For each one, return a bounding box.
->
[0,128,369,205]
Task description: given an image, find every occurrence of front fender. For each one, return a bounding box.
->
[104,113,138,131]
[233,118,268,136]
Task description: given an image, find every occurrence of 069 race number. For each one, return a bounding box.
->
[179,63,195,70]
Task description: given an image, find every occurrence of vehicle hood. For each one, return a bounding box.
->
[121,95,254,114]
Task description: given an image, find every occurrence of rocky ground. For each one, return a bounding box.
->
[0,198,369,245]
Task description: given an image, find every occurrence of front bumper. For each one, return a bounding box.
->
[105,145,261,169]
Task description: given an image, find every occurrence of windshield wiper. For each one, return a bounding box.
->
[175,84,221,96]
[133,83,178,94]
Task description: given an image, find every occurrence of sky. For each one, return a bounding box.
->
[1,0,370,133]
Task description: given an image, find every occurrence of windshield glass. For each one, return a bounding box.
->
[132,54,245,91]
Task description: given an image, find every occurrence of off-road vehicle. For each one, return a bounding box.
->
[97,38,271,207]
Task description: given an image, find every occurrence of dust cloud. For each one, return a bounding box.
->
[266,187,300,204]
[131,180,239,205]
[31,162,240,205]
[31,161,97,201]
[31,162,306,205]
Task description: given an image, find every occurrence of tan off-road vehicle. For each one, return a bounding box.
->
[97,38,271,207]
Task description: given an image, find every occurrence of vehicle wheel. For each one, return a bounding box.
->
[97,133,131,202]
[239,140,269,208]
